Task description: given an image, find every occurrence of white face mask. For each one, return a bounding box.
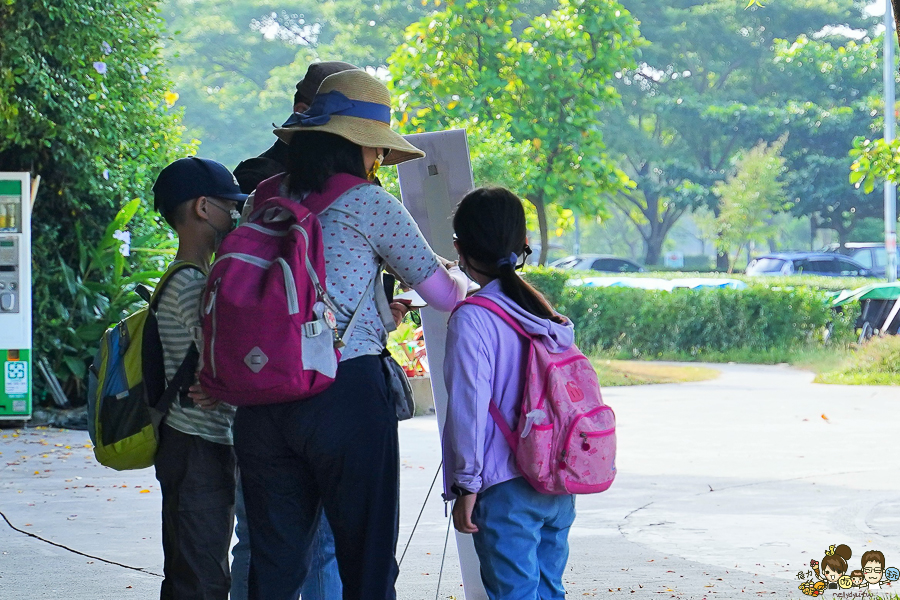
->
[206,200,240,245]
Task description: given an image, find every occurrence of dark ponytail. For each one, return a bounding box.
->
[453,187,565,324]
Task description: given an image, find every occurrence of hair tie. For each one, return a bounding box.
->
[497,252,518,268]
[826,545,836,557]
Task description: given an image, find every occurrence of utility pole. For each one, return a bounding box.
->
[573,215,581,256]
[884,1,898,282]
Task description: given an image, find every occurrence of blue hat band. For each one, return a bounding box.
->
[282,91,391,128]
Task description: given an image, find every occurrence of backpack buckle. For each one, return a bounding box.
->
[303,320,322,338]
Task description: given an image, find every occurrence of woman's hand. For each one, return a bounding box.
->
[452,494,479,534]
[390,300,411,327]
[188,383,221,410]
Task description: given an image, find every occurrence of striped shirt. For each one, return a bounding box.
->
[156,263,235,445]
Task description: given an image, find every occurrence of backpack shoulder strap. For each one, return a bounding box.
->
[455,296,533,339]
[488,401,519,452]
[339,270,381,347]
[251,173,372,218]
[146,262,203,412]
[301,173,372,215]
[454,296,533,452]
[149,262,204,310]
[154,343,199,412]
[254,174,284,205]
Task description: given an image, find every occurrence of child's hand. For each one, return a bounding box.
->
[188,383,221,410]
[436,255,458,269]
[452,494,478,534]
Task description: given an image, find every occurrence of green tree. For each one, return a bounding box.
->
[388,0,642,264]
[0,0,191,400]
[160,0,433,169]
[770,34,886,245]
[713,138,788,272]
[600,0,875,266]
[850,135,900,192]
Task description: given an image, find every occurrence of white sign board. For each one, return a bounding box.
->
[664,251,684,269]
[397,129,488,600]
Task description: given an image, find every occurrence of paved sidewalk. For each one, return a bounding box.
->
[1,363,899,599]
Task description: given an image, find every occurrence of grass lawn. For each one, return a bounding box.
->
[812,336,900,385]
[592,358,719,386]
[592,343,900,386]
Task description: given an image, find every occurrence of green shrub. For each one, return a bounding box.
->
[1,0,193,402]
[523,269,858,359]
[547,269,872,293]
[522,266,570,307]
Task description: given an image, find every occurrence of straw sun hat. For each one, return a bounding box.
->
[274,69,425,166]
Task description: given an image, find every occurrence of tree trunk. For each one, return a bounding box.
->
[835,220,849,247]
[726,245,743,275]
[716,249,729,271]
[528,193,550,266]
[612,192,687,267]
[810,215,817,251]
[644,230,664,266]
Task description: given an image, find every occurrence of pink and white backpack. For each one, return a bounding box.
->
[198,173,370,406]
[457,296,616,495]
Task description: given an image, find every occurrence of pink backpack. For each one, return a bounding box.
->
[198,173,370,406]
[457,296,616,495]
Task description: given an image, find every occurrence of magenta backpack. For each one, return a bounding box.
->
[198,173,370,406]
[456,296,616,495]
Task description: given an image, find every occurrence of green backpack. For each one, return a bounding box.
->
[87,262,201,470]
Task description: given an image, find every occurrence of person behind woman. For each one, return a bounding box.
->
[232,69,468,600]
[443,187,576,600]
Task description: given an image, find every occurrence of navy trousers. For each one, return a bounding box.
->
[233,355,400,600]
[155,424,237,600]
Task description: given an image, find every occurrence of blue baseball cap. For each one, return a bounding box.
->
[153,157,247,216]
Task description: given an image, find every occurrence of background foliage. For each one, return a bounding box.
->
[523,268,859,358]
[159,0,434,169]
[600,0,885,266]
[387,0,642,264]
[0,0,192,401]
[1,0,893,403]
[159,0,893,266]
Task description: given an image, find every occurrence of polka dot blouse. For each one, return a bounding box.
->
[320,184,439,360]
[242,181,441,361]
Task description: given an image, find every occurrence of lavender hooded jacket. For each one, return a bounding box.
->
[442,279,575,498]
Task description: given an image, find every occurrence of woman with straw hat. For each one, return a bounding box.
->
[232,69,469,600]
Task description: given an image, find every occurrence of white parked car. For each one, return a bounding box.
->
[550,254,645,273]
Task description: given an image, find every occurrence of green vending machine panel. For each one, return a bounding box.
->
[1,349,31,417]
[0,174,32,421]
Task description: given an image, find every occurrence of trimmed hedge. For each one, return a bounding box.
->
[523,268,858,358]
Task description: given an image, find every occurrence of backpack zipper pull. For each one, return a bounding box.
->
[581,432,590,451]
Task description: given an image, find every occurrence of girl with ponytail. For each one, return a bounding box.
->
[442,187,576,599]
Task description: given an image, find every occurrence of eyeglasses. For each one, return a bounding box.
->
[207,198,242,227]
[864,568,884,574]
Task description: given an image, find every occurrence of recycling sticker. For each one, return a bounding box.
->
[5,361,27,396]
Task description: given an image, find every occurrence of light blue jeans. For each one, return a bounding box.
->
[471,477,576,600]
[230,475,342,600]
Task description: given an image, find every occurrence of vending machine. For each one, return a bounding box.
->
[0,173,32,421]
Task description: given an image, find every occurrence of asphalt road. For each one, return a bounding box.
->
[1,363,898,599]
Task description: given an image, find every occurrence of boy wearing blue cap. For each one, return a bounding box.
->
[151,156,246,600]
